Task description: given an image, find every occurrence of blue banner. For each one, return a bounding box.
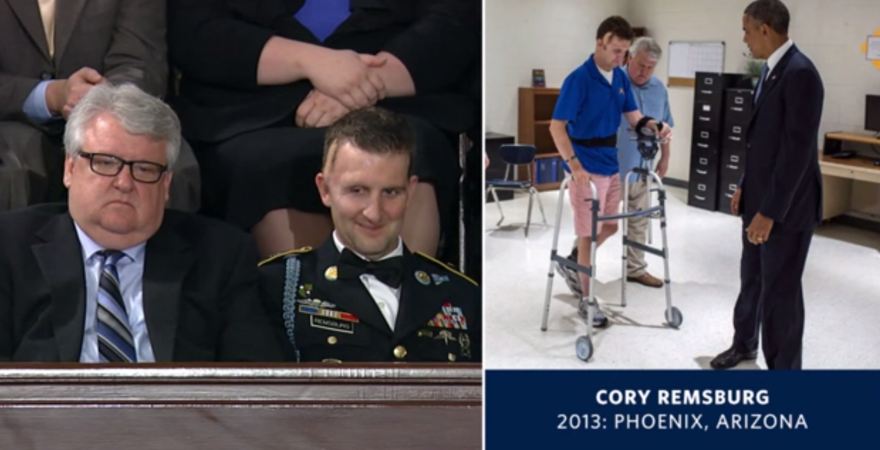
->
[486,370,880,448]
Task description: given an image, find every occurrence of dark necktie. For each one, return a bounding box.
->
[96,250,136,363]
[294,0,351,42]
[754,64,769,104]
[338,248,404,288]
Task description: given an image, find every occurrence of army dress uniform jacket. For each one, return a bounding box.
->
[259,237,481,363]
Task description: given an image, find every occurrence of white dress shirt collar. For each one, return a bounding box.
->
[332,231,403,261]
[765,38,794,78]
[73,222,147,264]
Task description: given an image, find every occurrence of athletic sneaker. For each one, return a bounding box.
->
[578,297,609,328]
[554,251,583,298]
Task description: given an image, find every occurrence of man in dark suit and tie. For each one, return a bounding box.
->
[0,0,200,213]
[0,84,282,363]
[259,107,481,363]
[710,0,824,370]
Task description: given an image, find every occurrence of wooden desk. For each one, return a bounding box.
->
[819,132,880,220]
[0,364,482,450]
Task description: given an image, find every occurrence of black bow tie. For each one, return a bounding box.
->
[337,248,404,288]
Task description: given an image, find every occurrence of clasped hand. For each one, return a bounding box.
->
[296,50,388,128]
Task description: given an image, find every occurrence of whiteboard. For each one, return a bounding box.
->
[668,41,725,79]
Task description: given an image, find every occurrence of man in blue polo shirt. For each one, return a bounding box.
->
[617,37,675,289]
[549,16,671,327]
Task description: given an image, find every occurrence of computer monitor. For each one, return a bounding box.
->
[866,94,880,135]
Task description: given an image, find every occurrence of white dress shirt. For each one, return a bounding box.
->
[333,232,403,331]
[74,223,156,363]
[765,38,794,80]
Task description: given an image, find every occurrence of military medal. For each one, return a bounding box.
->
[435,330,457,345]
[415,270,431,285]
[459,332,471,358]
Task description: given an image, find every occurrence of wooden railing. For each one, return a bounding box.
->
[0,363,482,450]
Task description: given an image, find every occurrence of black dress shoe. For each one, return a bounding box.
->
[710,347,758,369]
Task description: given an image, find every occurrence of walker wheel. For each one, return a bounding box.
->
[575,336,593,362]
[665,307,683,329]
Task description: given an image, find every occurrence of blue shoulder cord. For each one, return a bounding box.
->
[282,256,302,362]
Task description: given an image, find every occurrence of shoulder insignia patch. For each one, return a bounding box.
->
[414,252,478,287]
[258,246,313,267]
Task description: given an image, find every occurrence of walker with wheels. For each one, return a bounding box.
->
[540,125,683,362]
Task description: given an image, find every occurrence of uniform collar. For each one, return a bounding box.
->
[332,230,403,262]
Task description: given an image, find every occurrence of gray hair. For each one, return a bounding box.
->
[63,83,181,168]
[629,37,663,61]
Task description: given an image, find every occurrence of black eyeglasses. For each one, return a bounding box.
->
[78,151,168,184]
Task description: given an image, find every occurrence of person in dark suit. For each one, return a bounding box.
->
[167,0,481,259]
[0,0,200,213]
[259,107,481,363]
[0,84,281,363]
[710,0,824,370]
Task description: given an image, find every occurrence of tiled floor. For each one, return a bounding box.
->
[483,185,880,369]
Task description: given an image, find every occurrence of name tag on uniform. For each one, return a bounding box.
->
[311,316,354,334]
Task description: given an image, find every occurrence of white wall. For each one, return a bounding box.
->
[487,0,880,218]
[486,0,628,137]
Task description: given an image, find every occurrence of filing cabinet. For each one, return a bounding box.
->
[687,73,748,211]
[725,88,753,125]
[693,101,723,131]
[694,73,741,106]
[716,88,754,215]
[719,150,746,180]
[721,122,748,151]
[692,129,721,151]
[688,176,719,211]
[716,174,740,214]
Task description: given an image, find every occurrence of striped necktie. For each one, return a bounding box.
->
[96,250,136,363]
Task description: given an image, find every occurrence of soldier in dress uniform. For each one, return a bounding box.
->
[259,107,481,363]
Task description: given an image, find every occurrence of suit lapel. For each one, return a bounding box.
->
[142,223,195,362]
[393,250,451,341]
[750,45,798,125]
[31,214,86,362]
[7,0,51,61]
[53,0,87,65]
[313,238,392,336]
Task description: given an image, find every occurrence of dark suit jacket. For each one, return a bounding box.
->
[0,0,167,123]
[0,204,282,363]
[259,236,481,363]
[167,0,480,143]
[742,45,824,233]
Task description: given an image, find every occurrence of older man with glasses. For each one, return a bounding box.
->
[0,83,281,363]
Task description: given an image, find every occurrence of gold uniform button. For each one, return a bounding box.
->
[448,353,457,362]
[327,336,338,345]
[393,345,407,359]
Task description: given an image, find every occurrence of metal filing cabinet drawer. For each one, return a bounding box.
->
[688,178,718,211]
[725,88,754,124]
[716,173,742,215]
[719,150,746,182]
[722,123,748,151]
[692,129,721,152]
[693,100,722,132]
